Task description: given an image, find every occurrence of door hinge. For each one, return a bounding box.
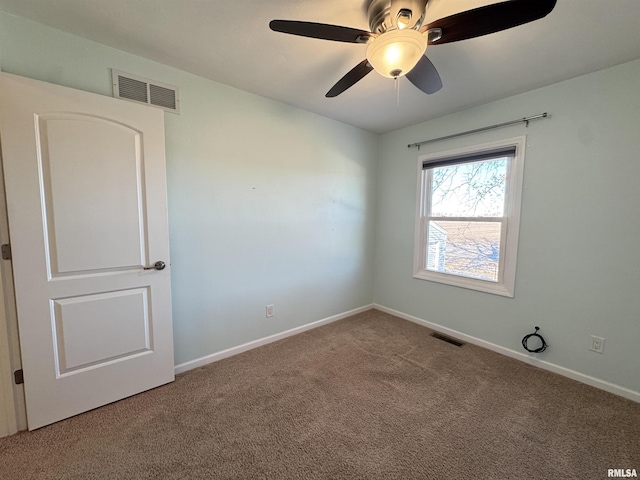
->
[14,369,24,385]
[1,244,11,260]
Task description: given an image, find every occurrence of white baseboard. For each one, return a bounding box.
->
[374,304,640,404]
[174,304,374,375]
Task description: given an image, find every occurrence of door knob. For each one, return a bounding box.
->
[143,261,166,271]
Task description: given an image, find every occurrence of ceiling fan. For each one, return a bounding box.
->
[270,0,557,97]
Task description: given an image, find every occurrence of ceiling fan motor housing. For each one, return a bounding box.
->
[368,0,429,33]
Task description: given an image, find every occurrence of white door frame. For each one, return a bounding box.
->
[0,271,19,438]
[0,147,25,437]
[0,65,20,438]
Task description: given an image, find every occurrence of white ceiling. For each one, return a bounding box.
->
[2,0,640,134]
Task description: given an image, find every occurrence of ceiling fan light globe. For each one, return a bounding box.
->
[366,29,428,78]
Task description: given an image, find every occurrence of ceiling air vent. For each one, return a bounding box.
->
[112,70,180,114]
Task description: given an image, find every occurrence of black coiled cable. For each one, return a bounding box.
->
[522,326,548,353]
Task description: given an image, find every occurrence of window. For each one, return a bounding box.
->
[413,136,526,297]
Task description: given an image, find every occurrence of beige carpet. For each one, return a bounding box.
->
[1,309,638,479]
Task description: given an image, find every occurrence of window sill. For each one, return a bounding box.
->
[412,270,514,298]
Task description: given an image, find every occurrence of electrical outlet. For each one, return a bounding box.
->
[590,335,605,353]
[266,304,274,318]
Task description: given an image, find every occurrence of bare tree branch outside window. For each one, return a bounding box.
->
[427,158,508,282]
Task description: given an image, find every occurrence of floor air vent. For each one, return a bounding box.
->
[112,70,180,114]
[431,332,465,347]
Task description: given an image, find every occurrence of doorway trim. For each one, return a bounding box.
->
[0,273,18,437]
[0,144,26,437]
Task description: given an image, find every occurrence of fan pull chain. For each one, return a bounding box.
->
[395,76,400,106]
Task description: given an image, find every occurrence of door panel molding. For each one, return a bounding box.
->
[52,287,152,376]
[36,113,148,277]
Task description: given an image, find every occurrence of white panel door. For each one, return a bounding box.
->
[0,72,174,430]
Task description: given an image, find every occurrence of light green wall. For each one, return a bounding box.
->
[0,12,378,365]
[375,59,640,394]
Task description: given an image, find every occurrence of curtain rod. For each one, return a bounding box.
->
[407,112,548,149]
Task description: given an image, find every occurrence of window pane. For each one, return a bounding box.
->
[427,221,502,282]
[430,158,508,217]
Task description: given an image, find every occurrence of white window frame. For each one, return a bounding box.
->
[412,136,526,297]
